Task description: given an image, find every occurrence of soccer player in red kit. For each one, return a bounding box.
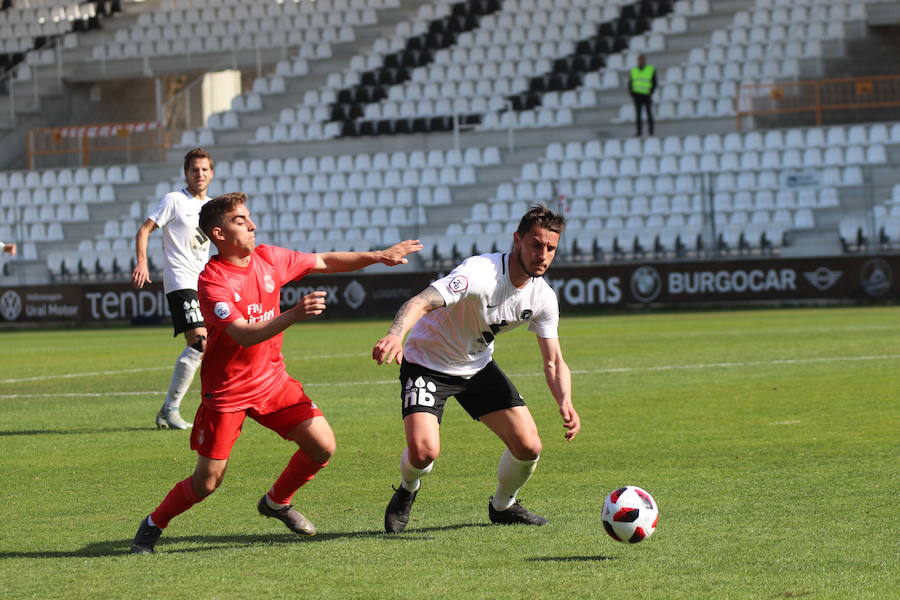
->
[131,192,422,553]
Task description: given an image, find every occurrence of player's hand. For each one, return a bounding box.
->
[559,402,580,441]
[379,239,423,266]
[131,262,151,289]
[372,333,403,365]
[2,243,16,256]
[295,291,327,321]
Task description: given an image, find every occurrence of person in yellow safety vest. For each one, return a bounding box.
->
[629,54,657,137]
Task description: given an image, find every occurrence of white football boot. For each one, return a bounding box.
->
[155,407,192,429]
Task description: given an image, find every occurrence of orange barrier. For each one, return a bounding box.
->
[26,122,170,169]
[736,74,900,129]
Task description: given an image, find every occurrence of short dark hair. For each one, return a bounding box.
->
[516,204,566,237]
[199,192,246,238]
[183,148,214,174]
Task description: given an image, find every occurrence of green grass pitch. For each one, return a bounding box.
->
[1,306,898,599]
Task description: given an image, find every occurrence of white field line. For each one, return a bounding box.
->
[0,366,172,384]
[0,353,369,384]
[568,354,900,375]
[0,354,897,399]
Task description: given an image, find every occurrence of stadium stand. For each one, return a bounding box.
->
[614,0,871,123]
[459,123,896,263]
[0,0,899,287]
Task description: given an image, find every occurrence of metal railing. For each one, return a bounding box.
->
[736,74,900,129]
[26,121,169,169]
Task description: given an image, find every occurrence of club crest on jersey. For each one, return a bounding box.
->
[264,274,275,293]
[447,275,468,293]
[520,309,533,320]
[214,301,230,319]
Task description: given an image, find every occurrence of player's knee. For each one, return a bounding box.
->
[510,437,542,461]
[409,442,439,467]
[193,473,223,498]
[307,439,335,465]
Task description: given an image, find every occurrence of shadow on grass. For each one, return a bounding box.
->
[0,427,158,437]
[0,523,492,559]
[526,556,617,562]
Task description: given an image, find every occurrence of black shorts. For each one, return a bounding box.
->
[398,359,525,423]
[167,289,205,336]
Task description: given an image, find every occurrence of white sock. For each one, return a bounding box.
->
[147,515,158,528]
[399,447,433,493]
[265,494,288,510]
[163,346,202,411]
[491,449,539,511]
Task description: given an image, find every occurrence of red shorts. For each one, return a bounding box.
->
[190,378,324,460]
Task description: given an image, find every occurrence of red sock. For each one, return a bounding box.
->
[150,477,203,529]
[267,449,327,505]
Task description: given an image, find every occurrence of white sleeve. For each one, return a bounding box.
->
[148,193,176,227]
[430,256,489,307]
[528,286,560,339]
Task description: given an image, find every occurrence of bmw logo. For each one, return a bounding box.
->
[630,266,662,303]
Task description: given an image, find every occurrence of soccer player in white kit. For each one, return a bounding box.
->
[373,205,581,531]
[132,148,214,430]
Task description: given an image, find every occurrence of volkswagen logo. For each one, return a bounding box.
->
[0,290,22,321]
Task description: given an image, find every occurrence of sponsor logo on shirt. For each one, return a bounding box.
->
[246,302,275,324]
[447,275,468,293]
[214,301,230,319]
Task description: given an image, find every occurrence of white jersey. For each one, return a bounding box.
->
[404,252,559,377]
[148,188,211,293]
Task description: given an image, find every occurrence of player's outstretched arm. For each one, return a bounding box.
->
[311,239,423,274]
[537,336,580,441]
[132,219,158,289]
[372,285,445,365]
[226,291,327,347]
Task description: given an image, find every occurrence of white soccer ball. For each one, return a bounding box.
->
[601,485,659,543]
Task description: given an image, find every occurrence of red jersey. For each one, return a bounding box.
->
[197,244,316,412]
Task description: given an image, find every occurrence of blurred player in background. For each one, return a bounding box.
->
[132,148,214,430]
[131,192,421,553]
[373,204,580,533]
